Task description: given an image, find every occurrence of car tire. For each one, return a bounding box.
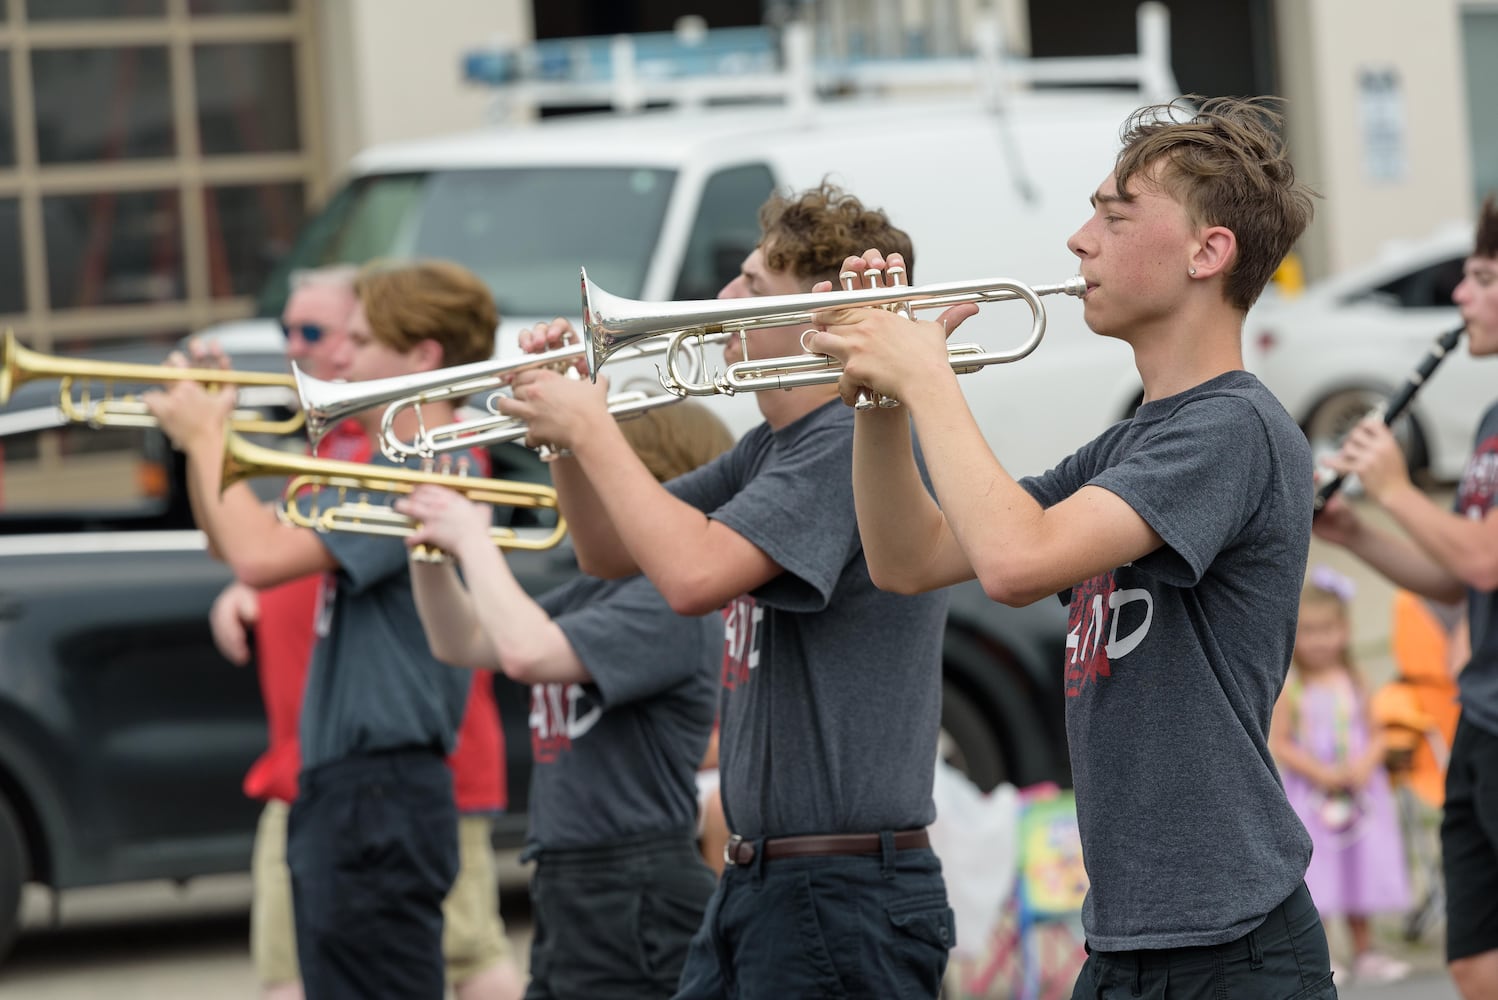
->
[0,794,26,963]
[1304,387,1426,478]
[939,678,1008,793]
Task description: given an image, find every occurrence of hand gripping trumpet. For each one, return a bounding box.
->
[580,266,1086,406]
[295,335,715,461]
[220,431,568,556]
[2,329,303,435]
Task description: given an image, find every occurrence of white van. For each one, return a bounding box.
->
[205,8,1179,793]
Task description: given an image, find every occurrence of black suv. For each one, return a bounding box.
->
[0,329,1070,963]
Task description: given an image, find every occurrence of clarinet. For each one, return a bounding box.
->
[1313,324,1466,511]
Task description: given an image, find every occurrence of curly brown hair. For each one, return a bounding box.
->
[758,181,915,287]
[618,398,736,483]
[354,260,497,368]
[1114,96,1316,312]
[1476,193,1498,259]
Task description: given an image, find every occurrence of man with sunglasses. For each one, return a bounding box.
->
[200,267,522,1000]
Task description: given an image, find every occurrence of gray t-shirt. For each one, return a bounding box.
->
[1454,401,1498,736]
[299,454,472,769]
[525,573,722,850]
[1020,370,1313,951]
[667,400,950,839]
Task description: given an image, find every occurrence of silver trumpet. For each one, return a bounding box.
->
[296,335,713,461]
[582,265,1086,407]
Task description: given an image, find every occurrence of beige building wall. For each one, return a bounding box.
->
[1275,0,1473,279]
[312,0,534,186]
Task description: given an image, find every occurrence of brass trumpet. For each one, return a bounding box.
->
[220,431,568,552]
[296,334,718,460]
[581,267,1086,401]
[1,329,304,435]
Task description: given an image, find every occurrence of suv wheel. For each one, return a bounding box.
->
[0,795,25,962]
[1305,387,1427,479]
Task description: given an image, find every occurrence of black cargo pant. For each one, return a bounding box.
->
[1070,882,1337,999]
[523,831,716,1000]
[288,748,458,1000]
[673,834,954,999]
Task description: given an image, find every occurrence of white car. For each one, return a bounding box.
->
[1246,221,1478,483]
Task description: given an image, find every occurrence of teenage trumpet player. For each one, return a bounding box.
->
[811,97,1331,997]
[146,260,503,1000]
[498,183,955,999]
[1314,194,1498,1000]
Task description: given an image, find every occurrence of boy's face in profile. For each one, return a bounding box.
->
[1454,253,1498,357]
[1066,163,1199,341]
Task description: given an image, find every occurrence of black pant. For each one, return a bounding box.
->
[524,831,716,1000]
[1070,882,1336,999]
[1443,714,1498,961]
[288,749,458,1000]
[674,837,953,1000]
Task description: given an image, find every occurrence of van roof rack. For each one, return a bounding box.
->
[463,2,1176,120]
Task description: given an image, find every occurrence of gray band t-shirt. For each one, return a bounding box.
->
[526,573,722,850]
[1020,370,1313,951]
[667,400,950,839]
[1454,401,1498,737]
[299,454,472,769]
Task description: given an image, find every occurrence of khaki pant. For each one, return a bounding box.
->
[252,800,512,987]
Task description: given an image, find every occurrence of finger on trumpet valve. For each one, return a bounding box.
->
[840,270,859,292]
[854,260,898,410]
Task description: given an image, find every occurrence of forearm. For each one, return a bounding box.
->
[902,377,1056,604]
[1380,482,1498,592]
[409,560,497,670]
[569,417,723,605]
[851,406,967,593]
[449,534,586,684]
[1340,508,1466,603]
[550,451,637,578]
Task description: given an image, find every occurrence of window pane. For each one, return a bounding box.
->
[1464,11,1498,210]
[674,163,776,300]
[0,52,13,167]
[194,42,300,155]
[44,189,184,308]
[32,47,174,164]
[260,168,675,320]
[205,182,307,297]
[26,0,166,18]
[189,0,291,13]
[0,199,22,314]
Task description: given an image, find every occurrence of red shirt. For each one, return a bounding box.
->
[240,420,506,812]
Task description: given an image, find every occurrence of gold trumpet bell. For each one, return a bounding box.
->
[220,431,568,552]
[1,328,304,435]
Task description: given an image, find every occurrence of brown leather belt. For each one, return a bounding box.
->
[723,829,929,867]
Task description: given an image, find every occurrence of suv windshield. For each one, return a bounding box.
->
[256,167,677,319]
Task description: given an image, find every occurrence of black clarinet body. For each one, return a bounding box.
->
[1312,324,1466,511]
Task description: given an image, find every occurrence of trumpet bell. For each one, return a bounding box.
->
[2,328,304,435]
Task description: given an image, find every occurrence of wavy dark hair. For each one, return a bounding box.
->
[758,181,914,287]
[1476,193,1498,259]
[1114,95,1317,311]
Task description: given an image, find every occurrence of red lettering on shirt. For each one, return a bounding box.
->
[721,596,761,691]
[1065,571,1154,697]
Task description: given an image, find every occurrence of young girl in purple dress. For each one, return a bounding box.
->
[1271,566,1413,985]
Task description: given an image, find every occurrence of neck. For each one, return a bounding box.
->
[755,383,840,429]
[1130,303,1246,404]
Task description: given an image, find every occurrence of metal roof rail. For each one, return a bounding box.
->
[462,3,1176,120]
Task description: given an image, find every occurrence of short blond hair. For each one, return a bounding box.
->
[618,399,735,483]
[355,260,496,368]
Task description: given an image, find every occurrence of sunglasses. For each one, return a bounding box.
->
[280,321,328,344]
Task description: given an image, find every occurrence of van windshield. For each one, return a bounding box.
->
[255,167,677,319]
